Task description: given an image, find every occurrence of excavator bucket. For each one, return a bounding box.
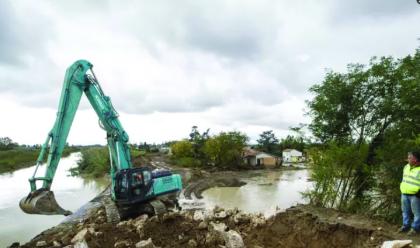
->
[19,189,72,216]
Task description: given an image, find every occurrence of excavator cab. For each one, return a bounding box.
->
[114,167,182,205]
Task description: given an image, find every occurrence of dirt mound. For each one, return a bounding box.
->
[16,204,415,248]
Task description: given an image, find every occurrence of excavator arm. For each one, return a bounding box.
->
[20,60,133,215]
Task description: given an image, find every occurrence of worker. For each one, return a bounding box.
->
[399,151,420,235]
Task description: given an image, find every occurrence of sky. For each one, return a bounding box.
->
[0,0,419,145]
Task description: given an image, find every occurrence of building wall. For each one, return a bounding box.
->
[261,157,277,167]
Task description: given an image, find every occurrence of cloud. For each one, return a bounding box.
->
[0,0,419,144]
[0,1,53,65]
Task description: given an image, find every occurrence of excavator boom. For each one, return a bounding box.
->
[20,60,182,217]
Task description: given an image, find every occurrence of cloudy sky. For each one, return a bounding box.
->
[0,0,419,145]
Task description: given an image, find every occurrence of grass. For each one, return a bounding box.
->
[73,147,110,178]
[0,146,79,174]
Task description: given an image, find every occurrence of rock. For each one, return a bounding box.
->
[53,240,62,247]
[94,231,104,238]
[210,222,227,233]
[97,216,106,223]
[205,232,218,246]
[7,242,19,248]
[223,230,244,248]
[137,226,145,239]
[188,239,198,247]
[74,240,89,248]
[381,240,412,248]
[163,212,180,221]
[251,216,266,227]
[215,211,227,219]
[71,227,94,244]
[213,206,224,213]
[115,240,132,248]
[134,214,148,225]
[36,241,47,247]
[178,234,183,240]
[136,238,156,248]
[117,221,129,228]
[149,216,158,223]
[198,221,208,230]
[234,213,251,224]
[194,210,205,221]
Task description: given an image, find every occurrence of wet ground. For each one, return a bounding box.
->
[8,154,420,247]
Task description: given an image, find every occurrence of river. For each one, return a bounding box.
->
[201,169,312,216]
[0,153,312,247]
[0,153,108,247]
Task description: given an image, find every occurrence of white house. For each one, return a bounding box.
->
[282,149,303,163]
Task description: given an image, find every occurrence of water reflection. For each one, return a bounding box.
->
[0,153,108,247]
[201,169,312,217]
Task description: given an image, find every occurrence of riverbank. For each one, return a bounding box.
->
[9,154,420,248]
[0,147,79,174]
[15,203,419,248]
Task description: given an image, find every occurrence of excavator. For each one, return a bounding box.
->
[19,60,182,220]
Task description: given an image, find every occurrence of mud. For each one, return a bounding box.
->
[10,154,420,247]
[14,204,420,248]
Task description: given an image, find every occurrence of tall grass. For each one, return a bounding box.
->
[75,147,110,178]
[0,147,79,174]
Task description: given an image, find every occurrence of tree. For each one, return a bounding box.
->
[189,126,210,162]
[306,48,420,216]
[0,137,18,150]
[203,131,248,168]
[256,130,279,154]
[170,140,193,159]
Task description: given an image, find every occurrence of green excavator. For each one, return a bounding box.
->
[19,60,182,219]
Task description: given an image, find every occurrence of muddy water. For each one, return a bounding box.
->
[0,153,108,247]
[201,169,312,216]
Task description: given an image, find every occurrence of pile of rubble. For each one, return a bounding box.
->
[13,203,414,248]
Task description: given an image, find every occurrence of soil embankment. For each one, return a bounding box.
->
[10,154,420,247]
[15,204,420,248]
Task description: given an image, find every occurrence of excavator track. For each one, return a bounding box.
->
[102,195,121,223]
[149,200,167,215]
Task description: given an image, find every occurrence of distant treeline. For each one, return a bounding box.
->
[0,137,79,174]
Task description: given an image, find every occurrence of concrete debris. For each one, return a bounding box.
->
[223,230,244,248]
[35,241,47,247]
[381,240,412,248]
[135,238,155,248]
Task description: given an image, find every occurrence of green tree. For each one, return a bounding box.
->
[171,140,194,159]
[306,48,420,215]
[0,137,18,151]
[203,131,248,168]
[257,130,279,154]
[189,126,210,162]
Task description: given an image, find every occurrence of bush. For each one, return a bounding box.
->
[306,143,369,211]
[76,147,109,177]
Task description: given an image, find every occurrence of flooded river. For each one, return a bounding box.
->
[0,153,108,247]
[201,169,312,216]
[0,153,312,247]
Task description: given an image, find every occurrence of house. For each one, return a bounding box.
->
[243,147,281,167]
[282,149,303,163]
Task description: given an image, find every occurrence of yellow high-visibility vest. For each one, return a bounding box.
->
[401,164,420,194]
